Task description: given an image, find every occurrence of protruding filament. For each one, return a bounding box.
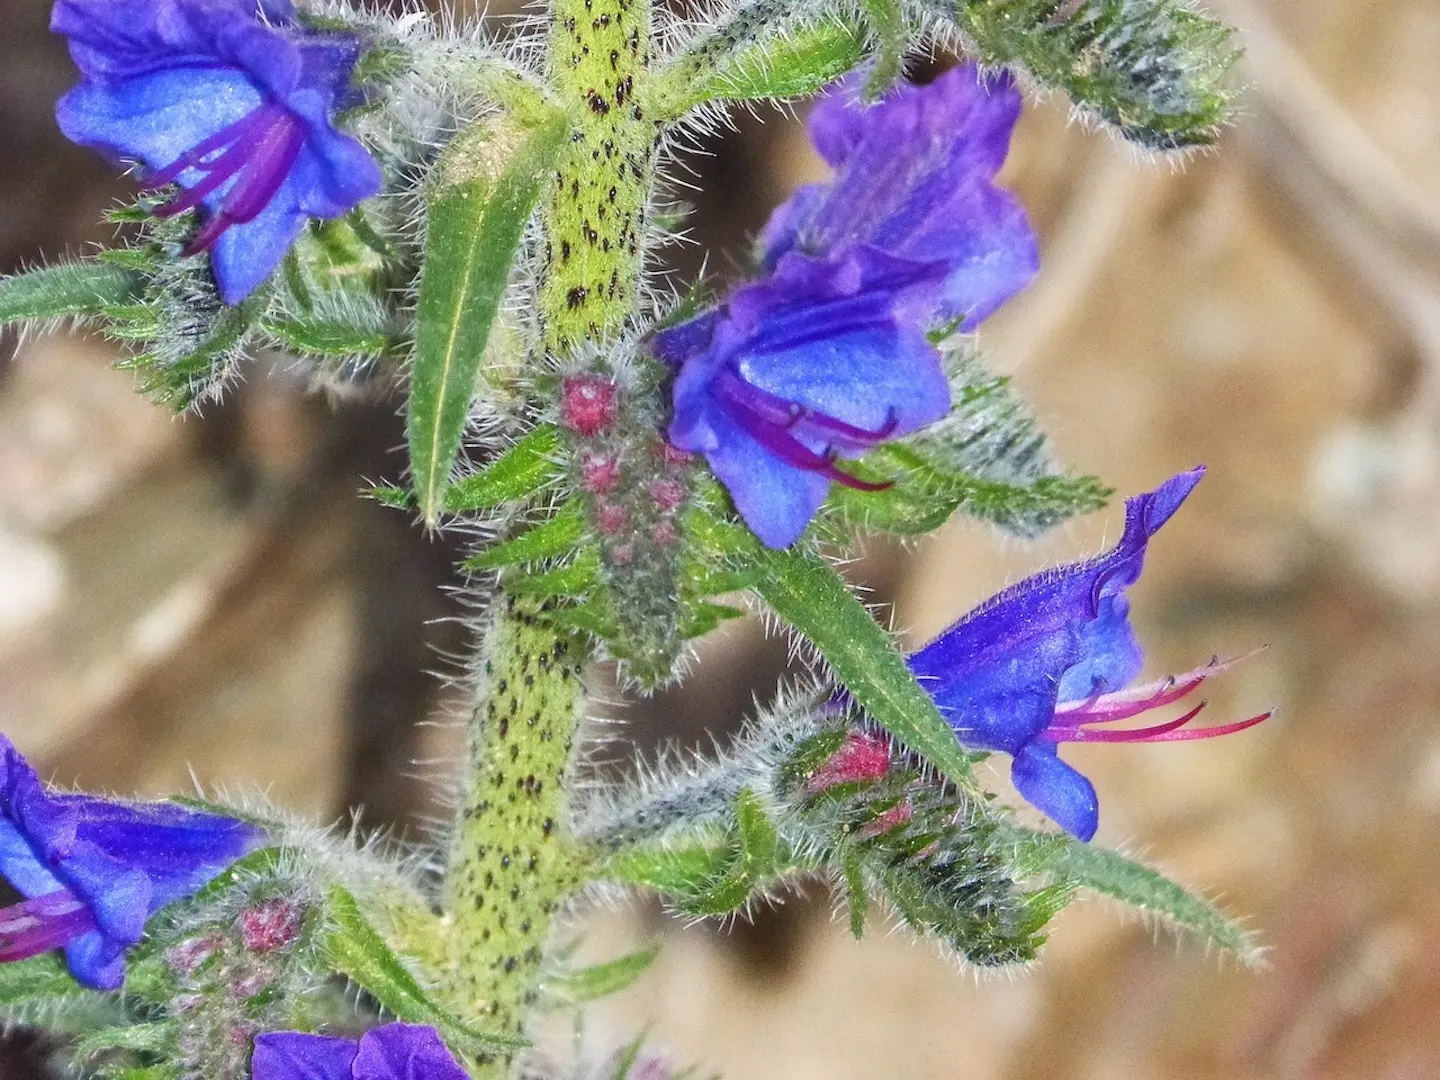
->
[0,890,97,962]
[714,367,898,491]
[142,102,303,255]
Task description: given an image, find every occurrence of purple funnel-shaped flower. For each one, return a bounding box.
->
[906,468,1270,841]
[761,63,1038,331]
[659,65,1037,548]
[253,1023,469,1080]
[52,0,382,304]
[0,736,264,989]
[663,247,950,548]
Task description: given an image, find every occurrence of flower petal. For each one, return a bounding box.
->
[55,67,261,171]
[1010,744,1099,841]
[252,1032,359,1080]
[353,1024,469,1080]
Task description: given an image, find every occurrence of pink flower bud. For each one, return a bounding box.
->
[561,374,618,436]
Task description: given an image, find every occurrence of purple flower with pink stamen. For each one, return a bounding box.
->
[52,0,382,304]
[0,736,263,989]
[907,467,1270,841]
[657,65,1036,548]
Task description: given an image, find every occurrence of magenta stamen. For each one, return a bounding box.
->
[143,102,303,256]
[713,368,898,489]
[1041,701,1208,743]
[716,368,901,449]
[1126,710,1271,743]
[1053,653,1260,726]
[736,411,893,490]
[0,890,97,963]
[142,105,282,190]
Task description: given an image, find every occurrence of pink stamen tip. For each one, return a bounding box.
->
[1042,701,1208,743]
[1133,710,1272,743]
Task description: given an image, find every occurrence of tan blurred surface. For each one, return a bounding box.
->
[4,0,1440,1077]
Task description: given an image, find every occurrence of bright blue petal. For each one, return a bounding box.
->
[354,1024,469,1080]
[252,1032,359,1080]
[0,736,262,987]
[209,189,309,304]
[286,134,384,218]
[768,64,1035,331]
[908,468,1205,712]
[55,67,260,170]
[1011,744,1099,841]
[1054,593,1142,702]
[699,408,832,549]
[63,931,127,991]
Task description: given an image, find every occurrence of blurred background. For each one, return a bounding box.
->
[3,0,1440,1076]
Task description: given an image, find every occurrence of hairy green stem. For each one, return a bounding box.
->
[443,598,587,1074]
[540,0,655,350]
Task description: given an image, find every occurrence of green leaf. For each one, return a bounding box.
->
[826,350,1110,538]
[654,19,868,116]
[600,833,737,895]
[827,443,1109,537]
[409,111,569,523]
[75,1022,173,1061]
[504,548,601,598]
[442,425,565,513]
[0,261,146,326]
[262,309,395,359]
[322,885,525,1054]
[542,943,660,1006]
[464,501,587,571]
[680,789,781,916]
[841,850,868,939]
[0,953,84,1004]
[751,545,978,789]
[937,0,1240,149]
[1008,828,1264,966]
[858,0,904,98]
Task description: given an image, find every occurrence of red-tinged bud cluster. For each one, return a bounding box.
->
[807,731,894,793]
[596,502,629,534]
[560,374,619,436]
[240,896,303,953]
[580,450,621,494]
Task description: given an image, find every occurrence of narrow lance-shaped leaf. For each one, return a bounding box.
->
[322,885,525,1054]
[0,261,146,327]
[686,508,978,787]
[927,0,1240,149]
[1007,827,1265,967]
[409,109,569,523]
[652,18,868,117]
[541,942,660,1007]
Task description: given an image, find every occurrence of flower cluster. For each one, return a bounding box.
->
[657,65,1038,547]
[53,0,382,304]
[908,468,1269,840]
[0,736,263,988]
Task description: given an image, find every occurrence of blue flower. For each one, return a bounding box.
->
[760,64,1039,331]
[907,468,1269,841]
[0,736,264,989]
[658,65,1037,548]
[253,1023,469,1080]
[52,0,383,304]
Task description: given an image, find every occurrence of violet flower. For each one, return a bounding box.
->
[52,0,383,304]
[659,65,1037,548]
[252,1023,469,1080]
[0,736,264,989]
[907,468,1269,841]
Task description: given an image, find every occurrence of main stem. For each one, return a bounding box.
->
[442,0,656,1071]
[444,598,587,1070]
[540,0,654,349]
